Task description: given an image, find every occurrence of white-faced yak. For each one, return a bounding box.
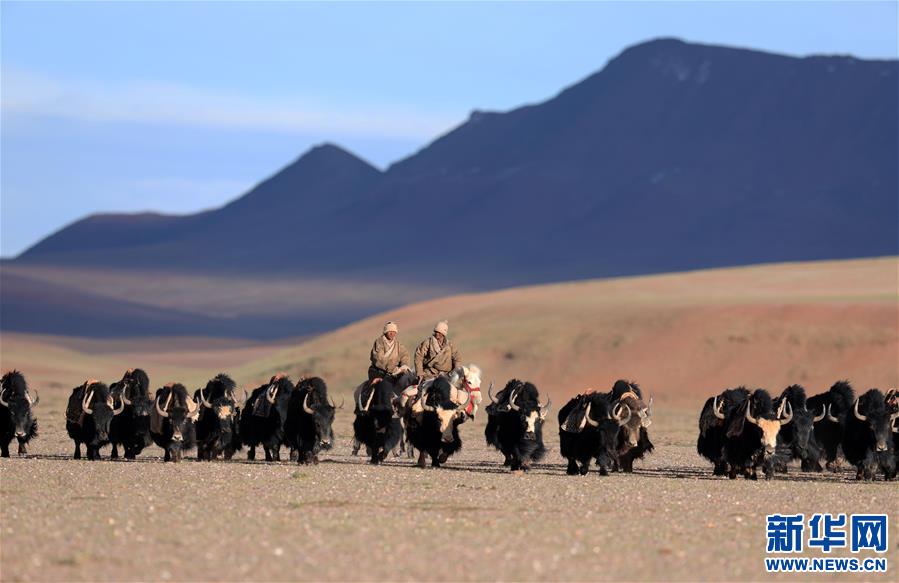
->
[285,377,339,464]
[109,368,153,460]
[150,383,200,462]
[0,370,39,457]
[723,388,793,480]
[240,375,294,461]
[404,376,470,468]
[194,373,243,461]
[66,380,125,460]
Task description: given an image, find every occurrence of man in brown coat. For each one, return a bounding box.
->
[368,321,411,381]
[414,320,461,380]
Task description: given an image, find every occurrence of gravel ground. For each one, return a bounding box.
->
[1,403,896,582]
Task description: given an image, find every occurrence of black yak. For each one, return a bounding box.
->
[842,389,897,481]
[404,376,470,468]
[773,385,823,472]
[150,383,200,462]
[240,375,294,461]
[66,380,125,460]
[723,388,792,480]
[697,388,750,476]
[484,380,515,463]
[491,380,549,472]
[806,381,854,471]
[353,377,403,465]
[559,390,627,476]
[0,370,39,457]
[609,381,654,473]
[194,373,243,461]
[109,368,153,460]
[284,377,339,464]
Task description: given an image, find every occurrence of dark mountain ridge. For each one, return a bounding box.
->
[5,37,897,336]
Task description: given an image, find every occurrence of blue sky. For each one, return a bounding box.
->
[2,1,896,257]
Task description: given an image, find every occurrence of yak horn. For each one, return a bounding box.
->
[0,389,8,408]
[303,392,315,415]
[487,381,497,404]
[825,403,839,423]
[265,383,278,404]
[583,402,599,427]
[120,385,131,406]
[647,395,652,416]
[155,391,172,418]
[614,402,632,426]
[112,394,125,415]
[853,399,866,421]
[186,396,200,419]
[779,400,793,425]
[82,389,95,415]
[359,385,376,412]
[744,402,759,426]
[712,396,725,420]
[892,417,899,434]
[813,405,826,422]
[508,389,520,411]
[27,389,39,406]
[456,389,471,411]
[199,387,212,408]
[539,396,552,420]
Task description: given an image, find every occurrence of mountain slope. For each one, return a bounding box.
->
[7,38,898,337]
[20,143,382,271]
[18,39,899,282]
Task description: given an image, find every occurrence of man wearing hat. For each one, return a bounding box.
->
[414,320,461,380]
[368,321,411,381]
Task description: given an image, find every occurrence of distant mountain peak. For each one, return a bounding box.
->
[287,142,381,174]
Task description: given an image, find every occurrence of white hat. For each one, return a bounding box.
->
[384,321,398,334]
[434,320,449,335]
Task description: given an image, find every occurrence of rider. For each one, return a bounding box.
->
[414,320,461,381]
[368,321,411,381]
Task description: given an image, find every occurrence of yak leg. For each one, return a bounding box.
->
[263,446,273,462]
[289,448,298,462]
[73,441,82,460]
[351,439,361,456]
[17,439,27,456]
[566,458,579,475]
[417,450,427,468]
[164,449,171,462]
[713,461,727,476]
[1,441,10,458]
[247,446,256,461]
[110,444,119,459]
[272,446,281,462]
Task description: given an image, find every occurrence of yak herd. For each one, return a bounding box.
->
[1,368,896,481]
[698,382,899,481]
